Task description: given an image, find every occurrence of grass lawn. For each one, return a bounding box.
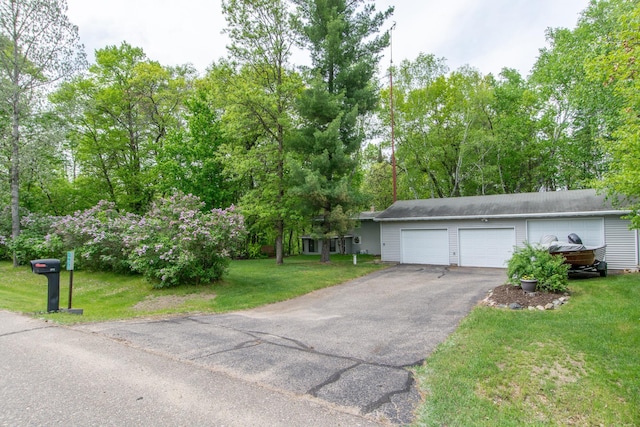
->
[0,254,386,324]
[3,256,637,424]
[413,273,640,426]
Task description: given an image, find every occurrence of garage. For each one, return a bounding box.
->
[376,190,638,270]
[401,229,449,265]
[527,218,604,246]
[459,228,516,268]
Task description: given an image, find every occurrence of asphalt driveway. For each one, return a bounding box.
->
[76,265,503,424]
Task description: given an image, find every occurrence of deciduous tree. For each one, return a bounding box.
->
[51,43,194,213]
[587,0,640,227]
[0,0,85,265]
[221,0,303,264]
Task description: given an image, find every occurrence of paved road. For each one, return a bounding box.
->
[1,265,503,425]
[0,310,379,426]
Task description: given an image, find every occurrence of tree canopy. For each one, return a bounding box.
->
[3,0,640,269]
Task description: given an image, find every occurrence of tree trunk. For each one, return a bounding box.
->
[275,219,284,265]
[10,94,21,267]
[321,237,330,263]
[275,117,285,265]
[288,228,293,256]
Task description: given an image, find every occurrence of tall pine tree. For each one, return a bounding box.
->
[292,0,392,262]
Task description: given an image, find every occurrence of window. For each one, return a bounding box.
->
[330,239,336,252]
[308,239,315,253]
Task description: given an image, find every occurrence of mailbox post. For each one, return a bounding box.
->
[30,259,61,312]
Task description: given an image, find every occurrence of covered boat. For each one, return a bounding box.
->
[540,234,607,276]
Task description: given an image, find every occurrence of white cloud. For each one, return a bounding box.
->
[66,0,589,77]
[66,0,229,72]
[377,0,587,76]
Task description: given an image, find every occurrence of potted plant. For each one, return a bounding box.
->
[519,274,538,293]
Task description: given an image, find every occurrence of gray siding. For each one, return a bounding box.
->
[380,216,638,270]
[354,220,381,255]
[380,221,402,262]
[605,216,639,270]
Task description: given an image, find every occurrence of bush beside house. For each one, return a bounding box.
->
[506,242,570,292]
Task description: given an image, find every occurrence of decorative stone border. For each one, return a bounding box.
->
[481,290,570,311]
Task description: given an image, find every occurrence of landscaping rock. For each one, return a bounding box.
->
[482,284,571,311]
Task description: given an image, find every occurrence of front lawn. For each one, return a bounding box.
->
[414,273,640,426]
[0,254,385,324]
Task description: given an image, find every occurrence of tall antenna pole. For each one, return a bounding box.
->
[389,22,397,203]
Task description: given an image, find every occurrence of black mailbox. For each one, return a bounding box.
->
[30,259,61,312]
[31,259,61,274]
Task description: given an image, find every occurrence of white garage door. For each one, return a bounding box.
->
[527,218,604,246]
[459,228,516,268]
[401,229,449,265]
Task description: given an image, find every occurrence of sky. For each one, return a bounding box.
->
[65,0,590,78]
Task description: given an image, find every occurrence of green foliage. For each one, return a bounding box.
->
[220,0,304,264]
[489,69,543,193]
[392,64,501,198]
[52,200,138,273]
[531,16,618,191]
[50,42,195,214]
[245,242,268,260]
[0,206,12,260]
[414,274,640,426]
[291,0,392,261]
[586,0,640,228]
[42,194,247,287]
[0,0,86,256]
[126,193,246,288]
[155,88,237,210]
[360,145,394,210]
[382,54,550,199]
[0,210,63,264]
[506,242,569,292]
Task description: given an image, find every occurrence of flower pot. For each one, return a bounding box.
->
[520,279,538,293]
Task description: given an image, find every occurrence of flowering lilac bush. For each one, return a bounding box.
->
[0,234,8,260]
[6,212,63,264]
[51,201,140,273]
[2,194,245,287]
[126,193,246,288]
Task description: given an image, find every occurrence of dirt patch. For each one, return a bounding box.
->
[133,294,216,311]
[532,360,585,386]
[483,284,568,309]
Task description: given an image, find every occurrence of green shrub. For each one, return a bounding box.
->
[246,242,267,259]
[5,212,63,264]
[126,193,246,288]
[506,242,570,292]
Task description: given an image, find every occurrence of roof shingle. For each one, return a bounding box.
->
[374,189,627,221]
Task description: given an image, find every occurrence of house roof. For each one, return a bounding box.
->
[358,211,382,220]
[374,189,629,222]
